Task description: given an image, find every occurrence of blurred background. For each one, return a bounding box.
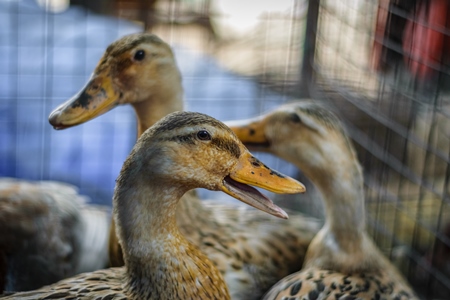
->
[1,0,449,298]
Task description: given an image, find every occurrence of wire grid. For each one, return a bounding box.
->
[310,0,450,298]
[3,0,450,298]
[0,0,307,204]
[0,0,141,205]
[116,1,450,297]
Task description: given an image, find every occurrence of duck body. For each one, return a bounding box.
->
[0,178,110,293]
[178,198,319,299]
[2,111,305,299]
[48,33,320,299]
[227,101,419,300]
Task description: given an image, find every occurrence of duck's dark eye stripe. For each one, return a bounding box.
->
[134,50,145,61]
[197,130,211,141]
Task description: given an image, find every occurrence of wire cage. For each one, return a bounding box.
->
[1,0,450,298]
[309,0,450,298]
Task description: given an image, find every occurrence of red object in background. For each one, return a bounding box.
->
[403,0,449,80]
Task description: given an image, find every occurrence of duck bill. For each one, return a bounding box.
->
[48,73,121,130]
[225,118,271,150]
[221,151,305,219]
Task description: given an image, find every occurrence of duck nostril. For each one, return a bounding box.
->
[251,161,260,167]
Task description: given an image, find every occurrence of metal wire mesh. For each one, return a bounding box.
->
[0,0,306,204]
[2,0,450,298]
[0,0,142,205]
[310,0,450,298]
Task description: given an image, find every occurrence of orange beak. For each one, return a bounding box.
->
[221,150,305,219]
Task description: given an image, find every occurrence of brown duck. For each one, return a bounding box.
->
[48,33,320,299]
[227,101,419,300]
[1,111,305,299]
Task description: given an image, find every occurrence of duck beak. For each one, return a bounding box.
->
[221,151,305,219]
[48,73,121,129]
[225,118,270,150]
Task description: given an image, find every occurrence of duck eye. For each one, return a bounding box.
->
[134,50,145,61]
[289,112,301,123]
[197,130,211,141]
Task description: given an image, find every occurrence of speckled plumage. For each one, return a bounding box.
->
[263,269,415,300]
[0,268,126,300]
[3,111,305,300]
[0,178,110,293]
[227,101,419,300]
[49,33,321,300]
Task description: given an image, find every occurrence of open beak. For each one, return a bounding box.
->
[48,72,121,130]
[221,151,305,219]
[225,118,271,150]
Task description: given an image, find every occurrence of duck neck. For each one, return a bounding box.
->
[115,172,184,269]
[298,155,366,254]
[132,84,184,138]
[114,166,228,299]
[317,164,366,247]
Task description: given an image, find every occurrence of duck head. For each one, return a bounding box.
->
[49,33,182,130]
[123,111,306,219]
[226,101,359,185]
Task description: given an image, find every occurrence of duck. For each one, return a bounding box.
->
[0,178,110,293]
[226,101,419,299]
[48,32,321,299]
[0,111,306,299]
